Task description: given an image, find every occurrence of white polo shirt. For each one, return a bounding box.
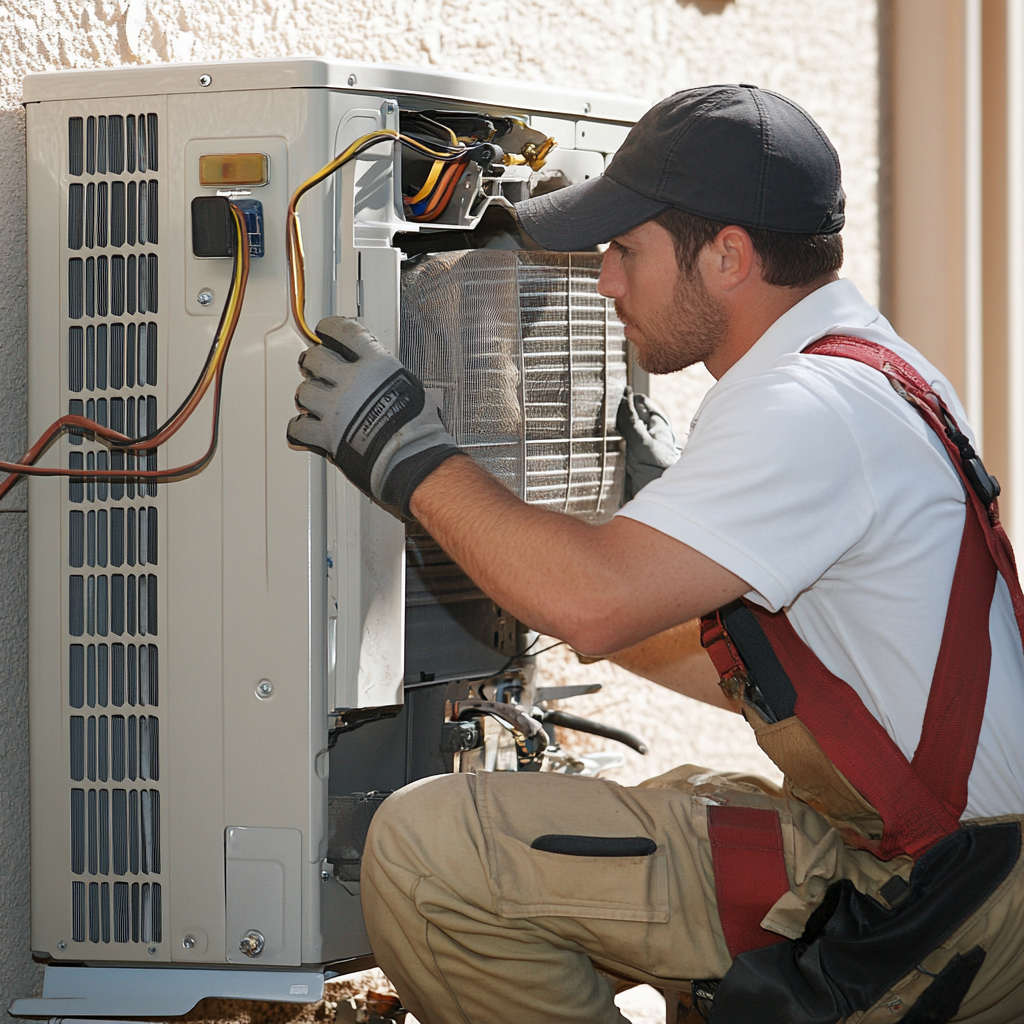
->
[618,279,1024,819]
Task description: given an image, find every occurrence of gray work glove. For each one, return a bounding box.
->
[287,316,463,519]
[616,386,681,499]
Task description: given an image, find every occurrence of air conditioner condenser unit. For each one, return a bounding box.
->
[11,58,647,1018]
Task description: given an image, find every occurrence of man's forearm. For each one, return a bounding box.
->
[408,456,748,654]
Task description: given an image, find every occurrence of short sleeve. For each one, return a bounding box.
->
[616,370,878,611]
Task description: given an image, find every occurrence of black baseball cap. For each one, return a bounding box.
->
[516,85,845,251]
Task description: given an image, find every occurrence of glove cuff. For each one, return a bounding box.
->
[380,443,465,519]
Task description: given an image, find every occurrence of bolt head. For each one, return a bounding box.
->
[321,869,331,881]
[198,74,212,88]
[182,935,196,949]
[347,73,357,86]
[386,103,396,115]
[256,679,274,698]
[197,289,214,306]
[57,939,67,951]
[148,945,158,955]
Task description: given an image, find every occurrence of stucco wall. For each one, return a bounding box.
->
[0,0,879,1011]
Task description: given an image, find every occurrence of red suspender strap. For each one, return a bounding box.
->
[707,805,790,958]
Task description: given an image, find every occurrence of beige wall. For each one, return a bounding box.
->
[0,0,880,1009]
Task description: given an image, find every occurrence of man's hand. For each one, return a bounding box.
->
[617,387,681,499]
[287,316,462,518]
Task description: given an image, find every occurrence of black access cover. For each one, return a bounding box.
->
[191,195,233,258]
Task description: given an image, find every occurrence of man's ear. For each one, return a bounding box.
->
[707,225,757,292]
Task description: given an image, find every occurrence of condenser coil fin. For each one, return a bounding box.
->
[400,250,627,523]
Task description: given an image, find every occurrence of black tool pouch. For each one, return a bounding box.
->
[708,821,1021,1024]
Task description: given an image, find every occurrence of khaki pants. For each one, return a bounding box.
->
[360,767,1024,1024]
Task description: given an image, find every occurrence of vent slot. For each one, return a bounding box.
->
[87,716,97,781]
[128,714,137,780]
[111,574,124,635]
[129,788,139,872]
[97,116,107,175]
[141,789,154,870]
[147,114,158,171]
[87,573,95,635]
[99,790,110,874]
[111,715,125,780]
[69,452,84,504]
[139,717,158,780]
[97,181,108,246]
[111,507,124,566]
[140,882,151,938]
[127,645,137,705]
[101,881,111,942]
[69,511,85,567]
[98,715,109,781]
[86,643,96,705]
[70,717,85,781]
[86,116,96,174]
[86,326,95,389]
[96,255,108,316]
[112,645,125,706]
[98,643,109,705]
[68,259,84,320]
[126,115,136,173]
[69,118,84,176]
[110,325,124,389]
[147,646,158,705]
[127,257,137,315]
[110,451,124,501]
[68,327,84,392]
[108,115,124,175]
[111,181,126,247]
[72,880,86,942]
[127,180,137,245]
[69,574,84,635]
[126,575,136,635]
[68,184,84,249]
[97,508,108,567]
[71,788,85,873]
[126,324,136,385]
[87,509,96,566]
[89,881,100,942]
[112,789,127,874]
[97,573,108,636]
[113,881,129,942]
[69,645,85,708]
[147,181,159,244]
[88,787,97,872]
[111,255,125,315]
[131,882,139,942]
[86,183,95,248]
[127,508,136,566]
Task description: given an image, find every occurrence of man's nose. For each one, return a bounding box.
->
[597,249,624,299]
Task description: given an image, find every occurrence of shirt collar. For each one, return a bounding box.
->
[689,278,885,428]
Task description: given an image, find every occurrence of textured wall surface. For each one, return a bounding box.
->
[0,0,879,1011]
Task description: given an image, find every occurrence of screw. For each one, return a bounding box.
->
[583,102,592,114]
[197,289,213,306]
[386,102,396,115]
[57,939,67,951]
[256,679,274,699]
[148,945,158,955]
[321,869,331,881]
[239,930,265,958]
[198,74,212,88]
[347,73,357,86]
[182,935,196,949]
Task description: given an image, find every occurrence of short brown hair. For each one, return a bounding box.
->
[654,207,843,287]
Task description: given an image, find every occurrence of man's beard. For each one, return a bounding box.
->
[615,269,728,375]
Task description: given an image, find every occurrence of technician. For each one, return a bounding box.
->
[288,87,1024,1024]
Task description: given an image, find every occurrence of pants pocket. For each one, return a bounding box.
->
[478,773,669,923]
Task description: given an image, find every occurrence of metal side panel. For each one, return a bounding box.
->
[224,826,302,965]
[8,964,323,1018]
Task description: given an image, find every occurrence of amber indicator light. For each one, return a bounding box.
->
[199,153,269,187]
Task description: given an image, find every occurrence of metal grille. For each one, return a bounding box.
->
[64,112,162,949]
[400,250,627,522]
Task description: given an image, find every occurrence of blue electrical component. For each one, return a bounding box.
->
[233,198,264,258]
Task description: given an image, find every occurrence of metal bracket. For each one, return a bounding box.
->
[9,965,324,1018]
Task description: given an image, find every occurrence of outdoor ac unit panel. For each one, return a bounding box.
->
[17,58,646,1013]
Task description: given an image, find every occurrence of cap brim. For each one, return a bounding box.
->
[515,174,670,251]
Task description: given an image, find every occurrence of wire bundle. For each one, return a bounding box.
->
[0,204,251,502]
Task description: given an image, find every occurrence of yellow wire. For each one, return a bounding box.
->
[287,130,468,344]
[406,159,444,205]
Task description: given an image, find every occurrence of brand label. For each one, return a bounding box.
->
[345,374,416,456]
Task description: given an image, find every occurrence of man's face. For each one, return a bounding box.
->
[597,220,728,375]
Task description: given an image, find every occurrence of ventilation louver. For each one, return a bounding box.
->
[64,112,162,948]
